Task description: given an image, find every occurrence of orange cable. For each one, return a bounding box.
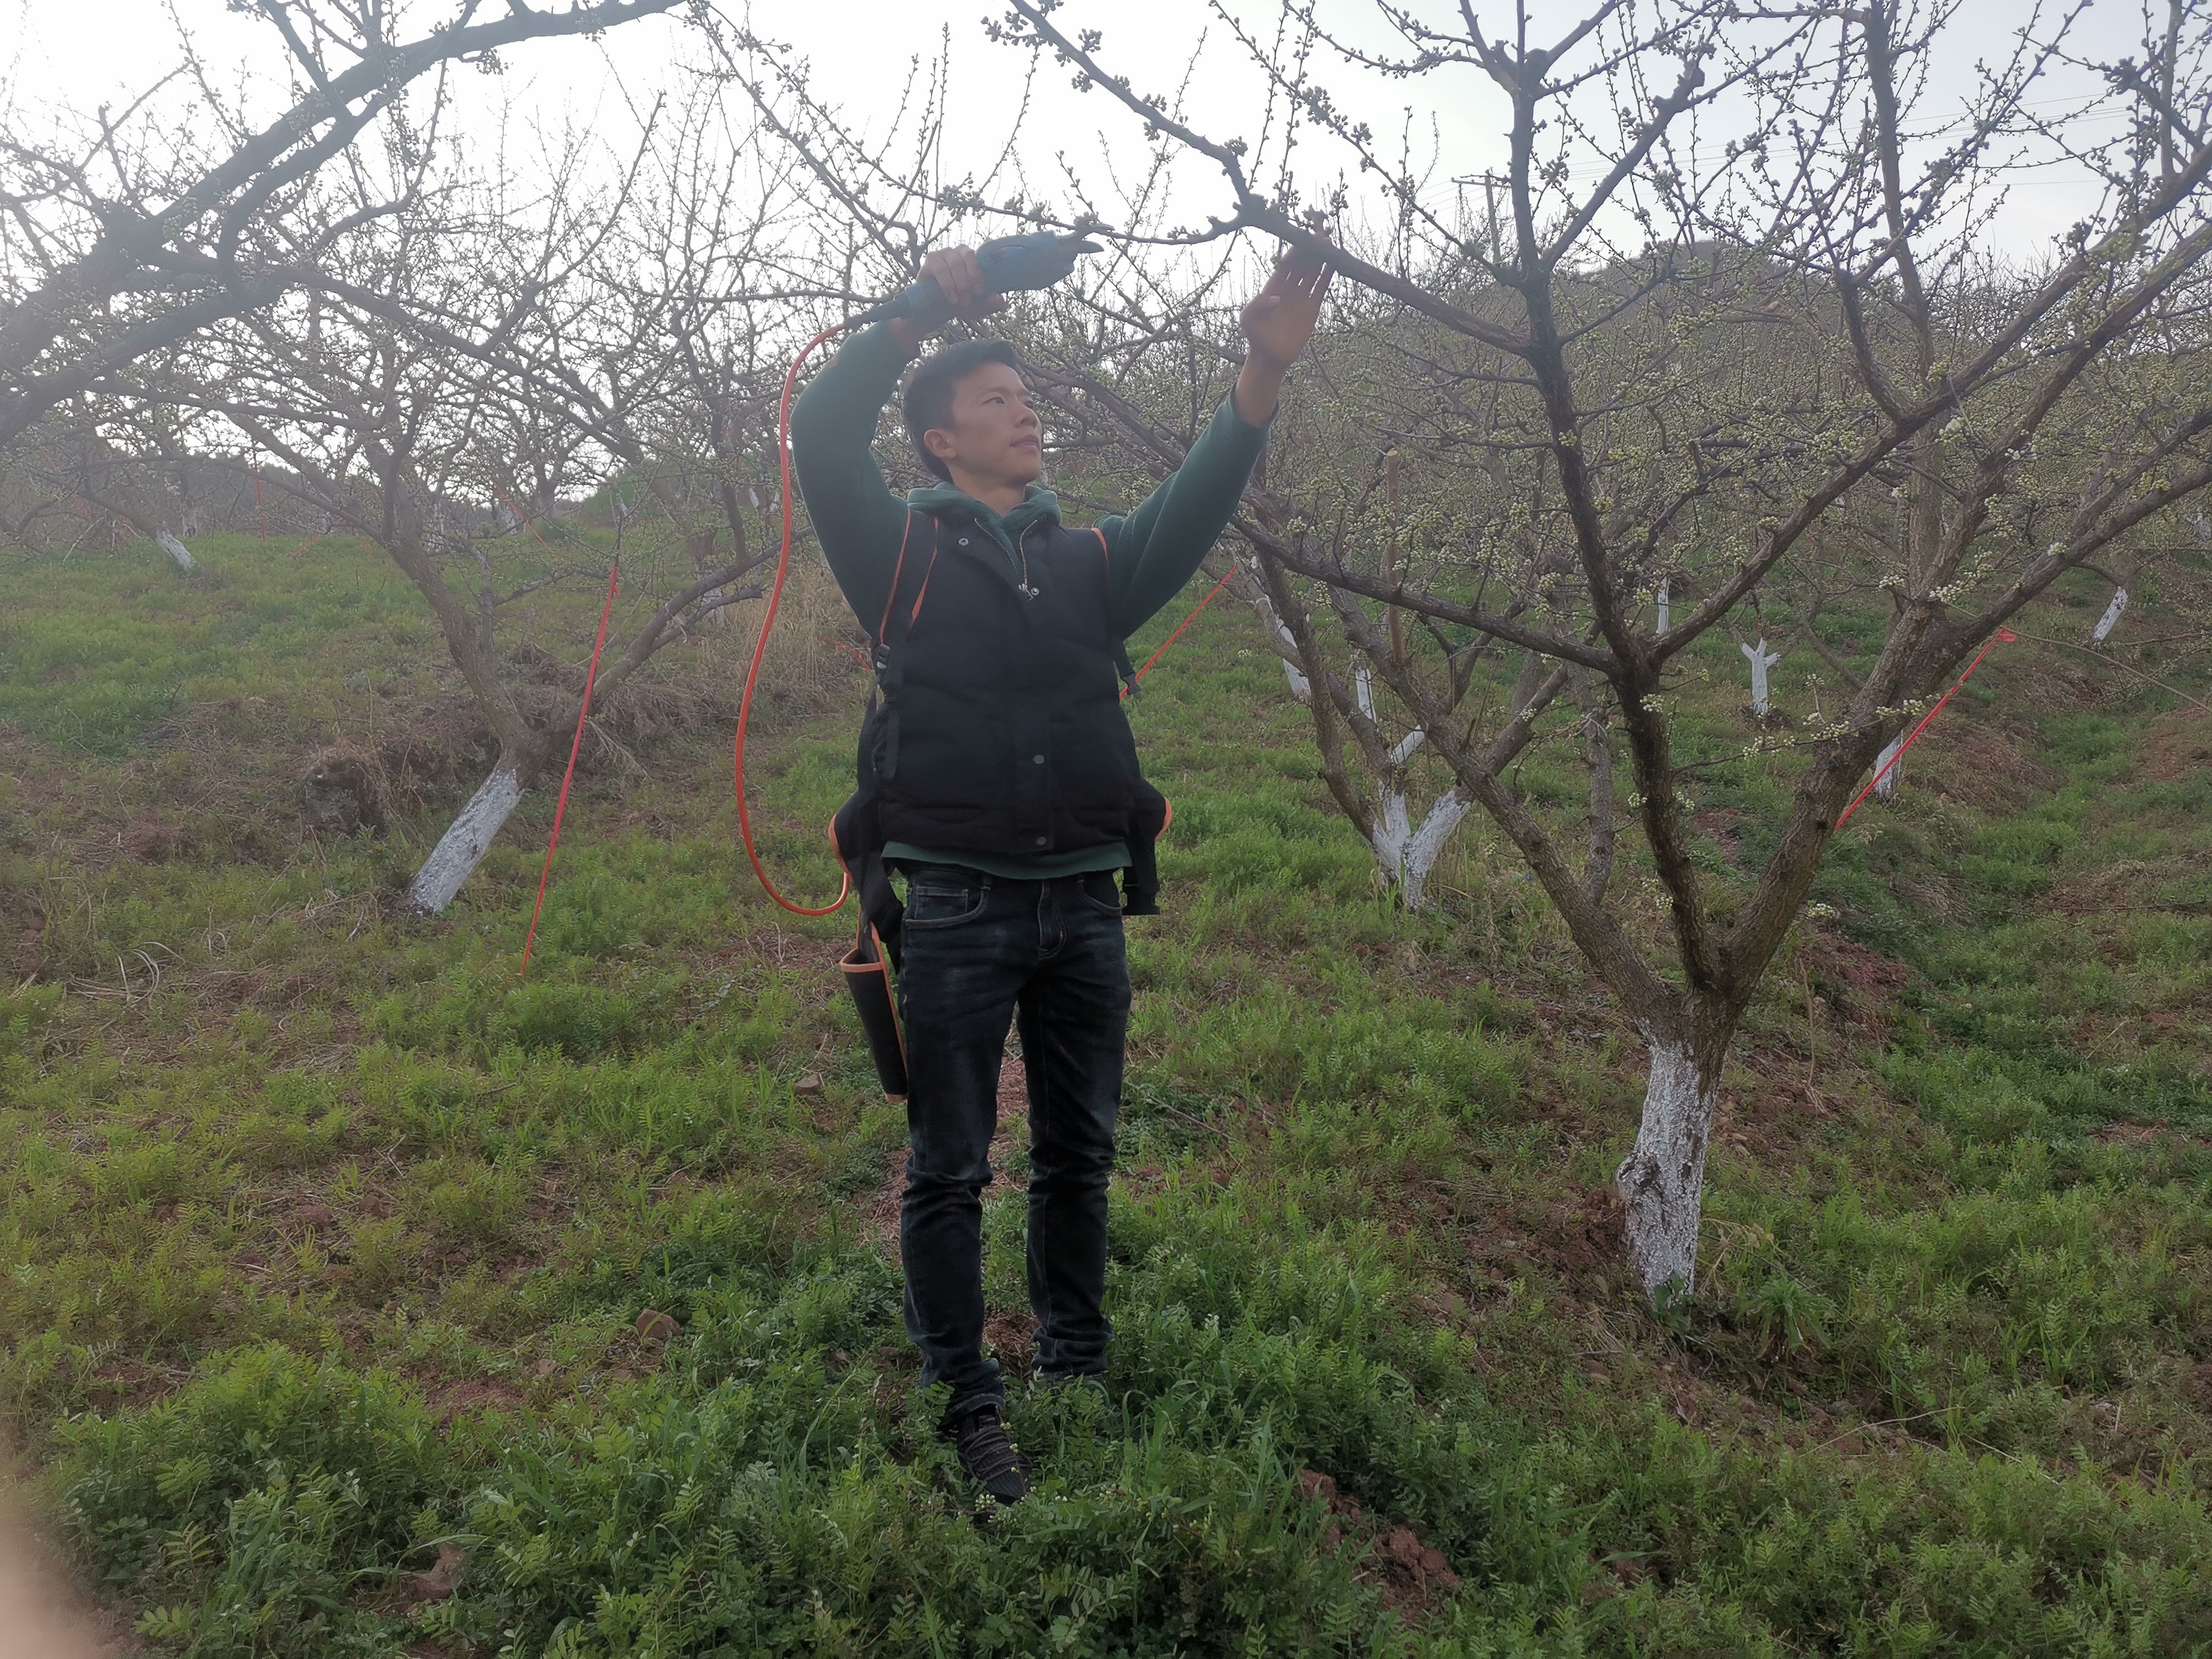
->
[1835,628,2017,829]
[1123,560,1238,698]
[734,321,855,917]
[518,559,622,976]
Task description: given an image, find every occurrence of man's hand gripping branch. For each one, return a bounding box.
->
[1232,234,1334,423]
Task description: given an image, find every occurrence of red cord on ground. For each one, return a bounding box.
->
[734,321,855,917]
[1124,560,1238,697]
[519,560,621,977]
[1835,628,2017,830]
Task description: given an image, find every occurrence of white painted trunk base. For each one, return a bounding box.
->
[1366,786,1471,909]
[1739,637,1780,715]
[1241,578,1311,701]
[1239,571,1466,902]
[1614,1040,1720,1298]
[1656,581,1670,634]
[1874,735,1904,801]
[2090,587,2129,644]
[156,533,197,572]
[404,765,526,914]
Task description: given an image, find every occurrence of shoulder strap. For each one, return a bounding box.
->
[875,511,918,651]
[872,511,938,782]
[1091,526,1139,696]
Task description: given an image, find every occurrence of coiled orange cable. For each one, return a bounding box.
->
[734,321,856,915]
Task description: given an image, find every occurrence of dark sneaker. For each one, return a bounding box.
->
[948,1404,1031,1503]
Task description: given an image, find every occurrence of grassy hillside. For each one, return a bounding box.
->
[2,533,2209,1655]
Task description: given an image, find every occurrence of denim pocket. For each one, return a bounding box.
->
[904,878,987,929]
[1077,870,1125,919]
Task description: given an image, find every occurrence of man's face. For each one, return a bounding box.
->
[924,361,1043,489]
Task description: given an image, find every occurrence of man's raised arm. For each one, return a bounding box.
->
[1106,237,1333,634]
[789,323,920,632]
[792,247,1017,629]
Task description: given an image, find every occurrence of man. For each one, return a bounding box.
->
[791,235,1330,1502]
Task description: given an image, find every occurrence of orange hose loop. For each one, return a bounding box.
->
[734,321,855,917]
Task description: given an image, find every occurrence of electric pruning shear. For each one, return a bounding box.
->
[849,231,1104,327]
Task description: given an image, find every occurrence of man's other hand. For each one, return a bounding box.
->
[1234,231,1333,422]
[1240,234,1333,373]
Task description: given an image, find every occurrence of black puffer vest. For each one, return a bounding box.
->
[831,508,1168,945]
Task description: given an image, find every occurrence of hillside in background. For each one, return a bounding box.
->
[2,535,2210,1655]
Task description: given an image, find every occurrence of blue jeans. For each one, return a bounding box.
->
[894,864,1129,1419]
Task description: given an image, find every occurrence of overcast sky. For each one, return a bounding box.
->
[3,0,2166,268]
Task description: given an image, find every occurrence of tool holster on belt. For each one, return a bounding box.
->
[831,671,909,1098]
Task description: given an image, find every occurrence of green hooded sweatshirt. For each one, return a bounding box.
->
[789,322,1269,879]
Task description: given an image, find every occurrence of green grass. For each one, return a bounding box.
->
[3,535,2211,1653]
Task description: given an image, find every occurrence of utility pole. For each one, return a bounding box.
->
[1451,172,1510,261]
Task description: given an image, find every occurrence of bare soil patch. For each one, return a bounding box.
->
[1798,927,1910,1034]
[1295,1468,1462,1624]
[2142,708,2212,784]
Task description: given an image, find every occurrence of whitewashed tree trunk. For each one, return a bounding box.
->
[1241,567,1312,700]
[2090,586,2129,644]
[1370,787,1411,880]
[1739,637,1781,715]
[1614,1037,1723,1297]
[156,532,197,572]
[1874,734,1904,801]
[1399,788,1472,909]
[1656,580,1670,634]
[1240,555,1473,903]
[404,763,526,914]
[1274,628,1301,698]
[1364,782,1473,910]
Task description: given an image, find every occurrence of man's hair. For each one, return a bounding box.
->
[901,339,1022,482]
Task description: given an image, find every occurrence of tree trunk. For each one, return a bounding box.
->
[1740,637,1780,715]
[1394,788,1472,909]
[155,532,197,573]
[1235,565,1312,700]
[403,760,526,914]
[1614,1017,1731,1298]
[1573,670,1616,904]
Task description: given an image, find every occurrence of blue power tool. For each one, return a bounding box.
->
[851,231,1102,327]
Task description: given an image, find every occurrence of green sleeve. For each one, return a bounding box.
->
[789,323,918,634]
[1100,395,1272,637]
